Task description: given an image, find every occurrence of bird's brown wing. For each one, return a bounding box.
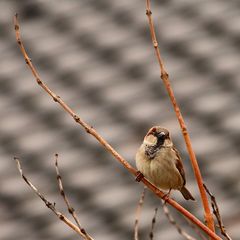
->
[173,147,186,186]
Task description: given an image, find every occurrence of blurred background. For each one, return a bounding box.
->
[0,0,239,239]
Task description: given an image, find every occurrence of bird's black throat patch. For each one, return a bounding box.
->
[145,145,160,160]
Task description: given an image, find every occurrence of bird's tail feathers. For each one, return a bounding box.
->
[180,186,195,201]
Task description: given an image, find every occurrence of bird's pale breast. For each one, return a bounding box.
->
[136,145,183,190]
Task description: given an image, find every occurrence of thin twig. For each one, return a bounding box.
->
[54,154,92,240]
[161,200,197,240]
[134,186,146,240]
[149,207,158,240]
[203,184,232,240]
[14,157,94,240]
[185,217,208,240]
[13,14,222,240]
[145,0,215,233]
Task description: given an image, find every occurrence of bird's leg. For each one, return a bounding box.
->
[163,188,172,203]
[135,171,144,182]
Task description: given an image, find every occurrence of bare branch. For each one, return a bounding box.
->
[161,200,196,240]
[145,0,215,232]
[134,186,146,240]
[54,154,93,240]
[14,157,94,240]
[13,14,222,240]
[204,184,232,240]
[149,207,158,240]
[184,218,208,240]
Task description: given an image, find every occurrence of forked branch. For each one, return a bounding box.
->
[204,184,232,240]
[145,0,215,233]
[54,154,92,240]
[14,157,93,240]
[161,200,196,240]
[13,14,221,240]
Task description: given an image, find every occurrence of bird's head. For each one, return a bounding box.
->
[143,126,172,148]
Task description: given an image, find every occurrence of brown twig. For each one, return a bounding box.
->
[134,186,146,240]
[149,207,158,240]
[54,154,92,240]
[203,184,232,240]
[185,217,208,240]
[161,200,197,240]
[14,157,94,240]
[13,14,222,240]
[145,0,215,233]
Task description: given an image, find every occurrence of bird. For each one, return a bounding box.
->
[135,126,195,200]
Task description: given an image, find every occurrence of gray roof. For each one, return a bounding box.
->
[0,0,239,239]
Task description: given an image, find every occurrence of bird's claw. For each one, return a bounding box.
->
[135,171,144,182]
[163,189,172,204]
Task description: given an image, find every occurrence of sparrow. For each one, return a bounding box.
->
[135,126,195,200]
